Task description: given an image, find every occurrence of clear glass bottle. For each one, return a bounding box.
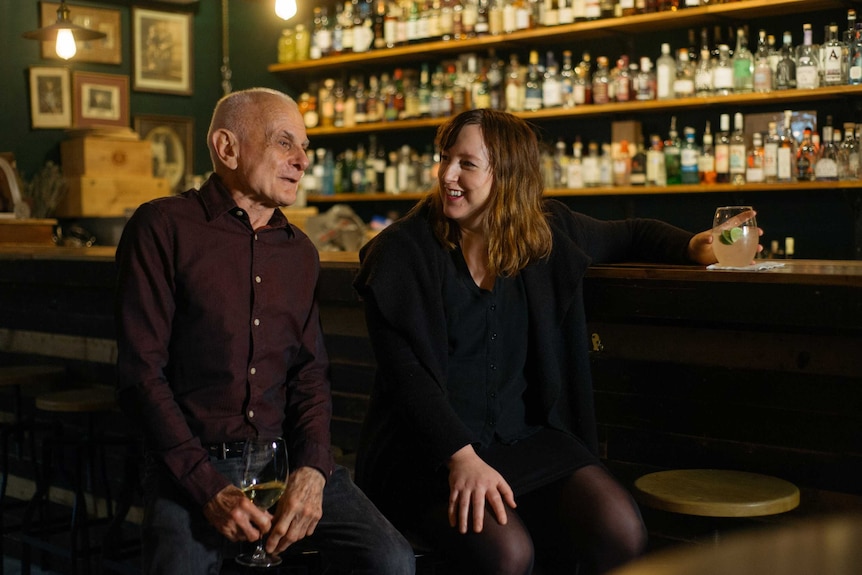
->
[729,112,747,185]
[732,26,753,93]
[775,31,797,90]
[840,122,860,179]
[796,23,821,89]
[753,29,773,92]
[636,57,656,100]
[630,142,647,186]
[712,44,734,95]
[656,42,676,100]
[505,53,524,112]
[592,56,611,104]
[815,125,840,181]
[777,109,797,182]
[278,28,296,64]
[543,51,563,109]
[646,134,666,186]
[567,138,584,189]
[694,46,713,96]
[561,50,576,108]
[763,121,780,183]
[582,141,601,187]
[673,48,695,98]
[796,126,817,181]
[612,139,632,186]
[698,120,716,184]
[524,50,544,111]
[715,113,731,183]
[663,116,682,185]
[822,23,846,85]
[574,51,592,105]
[680,126,700,184]
[849,23,862,85]
[746,131,765,183]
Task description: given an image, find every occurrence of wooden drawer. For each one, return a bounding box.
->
[61,137,153,178]
[55,176,169,217]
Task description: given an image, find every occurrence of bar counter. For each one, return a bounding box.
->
[1,246,860,517]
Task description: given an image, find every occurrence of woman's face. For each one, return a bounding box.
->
[437,124,494,234]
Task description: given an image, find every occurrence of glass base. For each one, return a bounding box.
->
[235,551,282,568]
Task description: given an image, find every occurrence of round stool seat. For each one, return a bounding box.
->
[634,469,800,518]
[35,386,117,413]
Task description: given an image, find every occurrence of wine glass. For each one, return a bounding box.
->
[712,206,758,267]
[235,437,289,568]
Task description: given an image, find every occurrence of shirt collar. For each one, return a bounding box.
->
[197,173,293,235]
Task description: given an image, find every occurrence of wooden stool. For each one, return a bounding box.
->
[20,385,129,574]
[634,469,800,543]
[0,365,65,575]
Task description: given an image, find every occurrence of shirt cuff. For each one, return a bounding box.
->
[291,439,336,481]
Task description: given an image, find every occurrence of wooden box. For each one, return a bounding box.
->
[0,217,57,245]
[55,176,170,217]
[61,137,153,178]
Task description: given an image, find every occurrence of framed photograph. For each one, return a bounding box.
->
[134,114,194,193]
[39,2,121,64]
[72,71,129,129]
[132,8,193,95]
[29,66,72,129]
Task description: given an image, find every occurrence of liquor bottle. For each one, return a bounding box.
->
[630,142,647,185]
[524,50,544,111]
[373,0,387,49]
[488,0,503,34]
[543,51,563,108]
[663,116,682,185]
[584,0,601,21]
[712,44,734,95]
[850,23,862,85]
[505,53,525,112]
[694,46,713,96]
[655,43,675,100]
[612,140,632,186]
[775,31,797,90]
[796,23,820,89]
[561,50,576,108]
[767,34,781,84]
[553,138,568,187]
[796,126,817,181]
[475,0,490,36]
[614,56,632,103]
[567,138,584,189]
[777,109,797,182]
[277,28,296,64]
[714,113,731,183]
[673,49,695,98]
[332,2,346,55]
[815,125,840,181]
[592,56,611,104]
[746,131,765,183]
[646,134,666,186]
[582,141,600,187]
[698,120,716,184]
[680,126,700,184]
[620,0,636,17]
[574,51,592,105]
[417,64,432,117]
[599,143,613,186]
[635,57,656,100]
[763,121,780,183]
[753,29,773,92]
[732,26,753,93]
[315,6,333,58]
[487,52,505,110]
[822,23,846,85]
[840,122,860,179]
[729,112,747,185]
[559,0,574,24]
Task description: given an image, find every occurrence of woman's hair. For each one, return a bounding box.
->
[416,108,552,277]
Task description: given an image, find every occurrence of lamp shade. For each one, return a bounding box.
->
[22,1,107,43]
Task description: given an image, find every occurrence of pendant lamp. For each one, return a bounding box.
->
[22,0,108,60]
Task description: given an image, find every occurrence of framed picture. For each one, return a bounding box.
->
[134,114,194,193]
[132,8,193,95]
[72,71,129,129]
[39,2,121,64]
[29,66,72,129]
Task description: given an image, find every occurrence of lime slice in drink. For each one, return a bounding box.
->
[719,226,743,245]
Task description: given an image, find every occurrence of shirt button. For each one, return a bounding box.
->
[254,233,259,241]
[490,333,497,340]
[490,364,496,370]
[255,275,261,283]
[250,367,257,375]
[490,305,496,311]
[236,210,244,217]
[248,410,255,418]
[489,391,497,398]
[254,318,260,326]
[489,419,496,427]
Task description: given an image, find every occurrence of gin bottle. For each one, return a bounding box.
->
[698,121,716,184]
[733,26,753,92]
[763,121,780,183]
[680,127,700,184]
[840,123,860,179]
[796,23,820,89]
[815,125,840,181]
[822,23,846,85]
[777,110,797,182]
[775,31,797,90]
[713,44,735,95]
[796,127,817,181]
[753,29,773,92]
[715,113,731,183]
[729,112,747,185]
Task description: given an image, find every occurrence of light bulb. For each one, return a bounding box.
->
[55,28,77,60]
[275,0,297,20]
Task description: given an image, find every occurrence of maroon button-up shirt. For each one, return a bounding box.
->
[115,174,334,507]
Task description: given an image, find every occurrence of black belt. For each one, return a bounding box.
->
[205,441,247,460]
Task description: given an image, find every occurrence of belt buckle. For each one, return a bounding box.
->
[220,443,228,459]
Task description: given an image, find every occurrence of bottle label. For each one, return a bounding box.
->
[713,67,734,90]
[715,145,729,173]
[777,148,792,180]
[796,66,819,89]
[729,145,746,173]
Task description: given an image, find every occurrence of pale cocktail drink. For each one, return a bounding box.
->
[712,206,758,267]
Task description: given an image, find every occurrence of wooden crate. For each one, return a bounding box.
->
[61,137,153,178]
[0,217,57,245]
[55,176,170,217]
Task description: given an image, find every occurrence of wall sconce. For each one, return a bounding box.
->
[22,0,107,60]
[275,0,297,20]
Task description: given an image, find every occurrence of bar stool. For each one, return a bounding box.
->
[633,469,800,543]
[20,385,136,574]
[0,365,66,575]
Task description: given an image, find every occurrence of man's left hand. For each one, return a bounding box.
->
[266,466,326,554]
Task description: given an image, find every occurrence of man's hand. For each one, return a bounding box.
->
[266,466,326,554]
[203,484,272,542]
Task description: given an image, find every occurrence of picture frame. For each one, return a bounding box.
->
[29,66,72,129]
[39,2,122,64]
[72,71,129,129]
[132,8,193,95]
[134,114,194,193]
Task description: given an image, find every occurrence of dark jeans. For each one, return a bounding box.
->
[141,456,415,574]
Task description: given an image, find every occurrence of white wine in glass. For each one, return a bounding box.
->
[235,437,289,568]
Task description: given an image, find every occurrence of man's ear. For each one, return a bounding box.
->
[211,128,239,170]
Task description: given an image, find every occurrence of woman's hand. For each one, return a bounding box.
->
[447,445,517,534]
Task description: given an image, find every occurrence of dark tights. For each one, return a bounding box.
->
[417,465,647,575]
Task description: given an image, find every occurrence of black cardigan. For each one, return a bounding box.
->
[352,199,694,503]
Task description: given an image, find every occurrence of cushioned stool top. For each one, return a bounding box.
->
[634,469,800,517]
